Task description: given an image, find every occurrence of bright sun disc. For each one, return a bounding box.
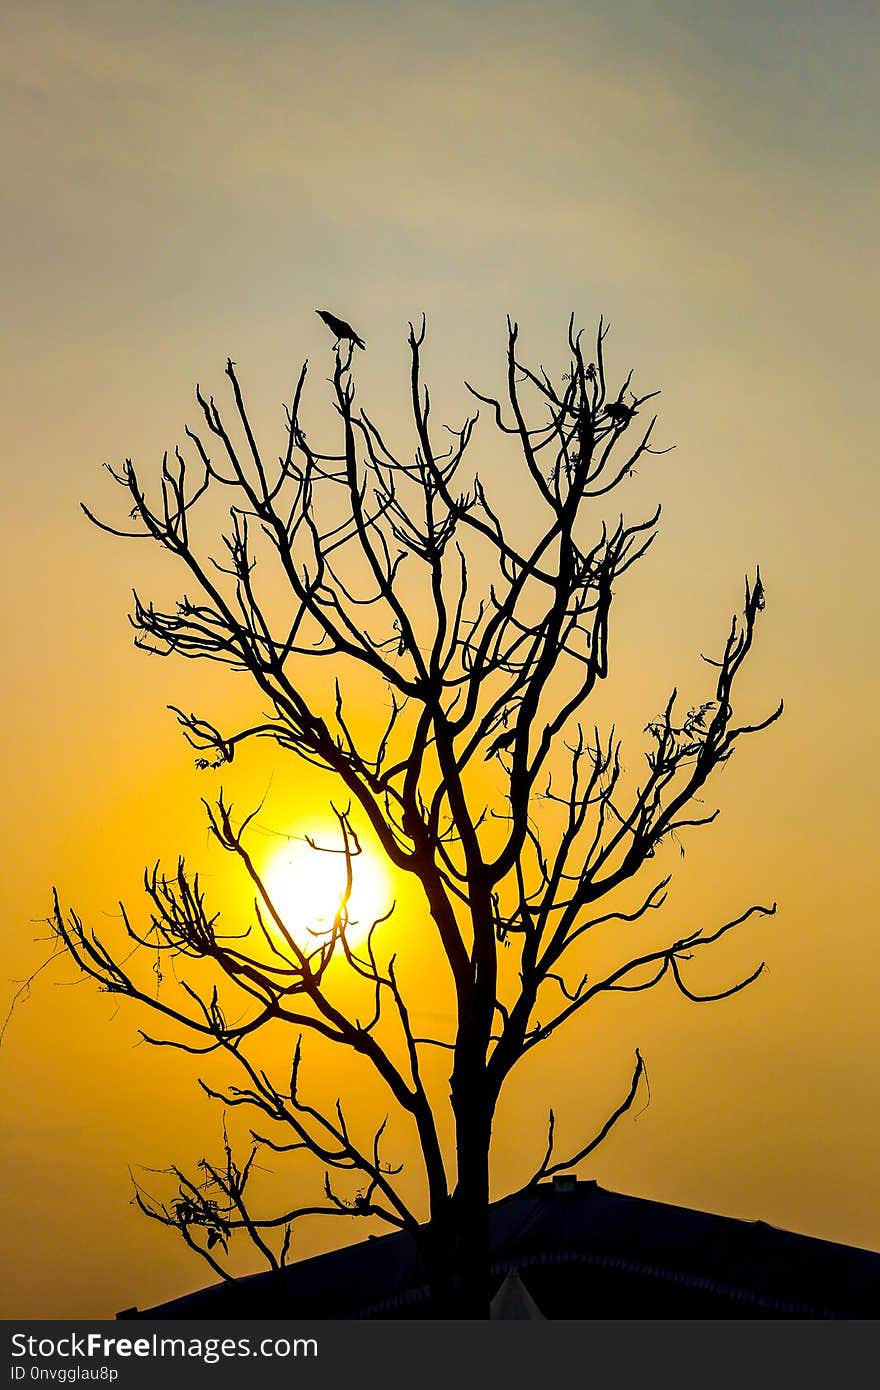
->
[260,838,390,951]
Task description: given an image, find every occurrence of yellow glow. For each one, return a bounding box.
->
[260,837,391,952]
[5,0,880,1321]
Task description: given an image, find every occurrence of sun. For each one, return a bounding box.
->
[259,836,390,952]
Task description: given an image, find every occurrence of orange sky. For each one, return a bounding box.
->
[2,0,879,1318]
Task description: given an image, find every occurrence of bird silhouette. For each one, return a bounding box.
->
[316,309,366,350]
[485,726,518,760]
[604,401,634,427]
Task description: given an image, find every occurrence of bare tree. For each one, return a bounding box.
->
[49,314,781,1316]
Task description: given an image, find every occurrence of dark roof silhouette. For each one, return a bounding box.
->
[490,1269,546,1320]
[316,309,365,350]
[118,1180,880,1320]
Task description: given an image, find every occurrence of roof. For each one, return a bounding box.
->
[490,1270,546,1320]
[118,1180,880,1320]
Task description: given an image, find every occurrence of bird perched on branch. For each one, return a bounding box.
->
[604,400,634,427]
[316,309,366,350]
[485,726,518,760]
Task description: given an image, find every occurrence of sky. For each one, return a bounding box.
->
[1,0,879,1318]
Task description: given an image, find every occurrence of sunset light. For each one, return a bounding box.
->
[3,0,877,1334]
[260,837,391,952]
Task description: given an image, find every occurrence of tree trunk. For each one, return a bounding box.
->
[425,1074,492,1317]
[425,1187,490,1317]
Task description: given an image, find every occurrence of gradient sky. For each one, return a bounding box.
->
[2,0,879,1318]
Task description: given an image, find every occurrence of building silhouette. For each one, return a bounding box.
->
[118,1180,880,1320]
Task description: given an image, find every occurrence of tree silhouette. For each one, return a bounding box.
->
[50,315,782,1317]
